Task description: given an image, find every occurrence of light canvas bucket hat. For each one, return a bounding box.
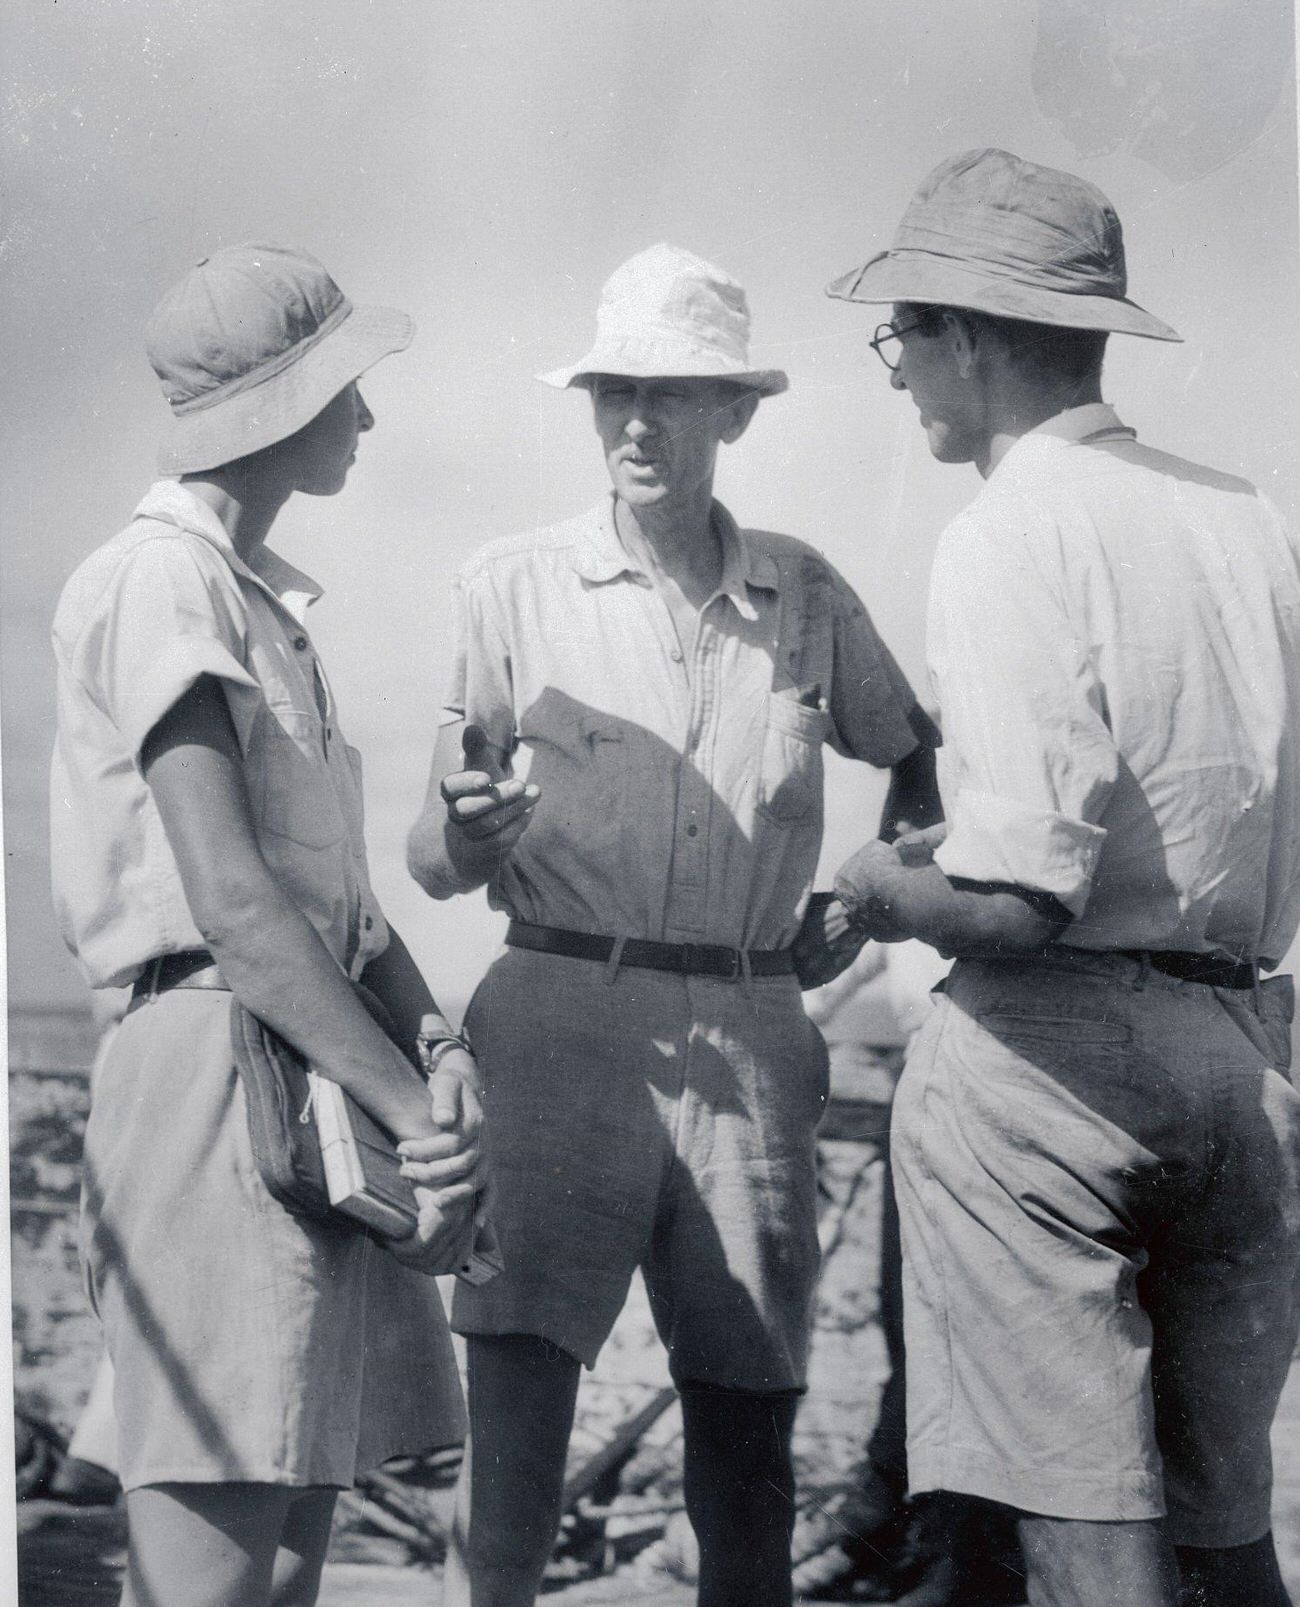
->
[147,243,414,475]
[827,148,1180,341]
[539,243,788,396]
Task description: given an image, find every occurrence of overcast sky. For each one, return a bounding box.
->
[4,0,1298,1014]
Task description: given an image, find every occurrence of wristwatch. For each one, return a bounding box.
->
[416,1012,473,1080]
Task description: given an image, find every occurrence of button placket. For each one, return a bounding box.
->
[666,611,721,934]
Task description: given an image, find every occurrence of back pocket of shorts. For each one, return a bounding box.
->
[979,1012,1130,1046]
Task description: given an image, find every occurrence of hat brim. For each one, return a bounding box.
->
[157,303,414,475]
[826,252,1181,342]
[538,350,788,397]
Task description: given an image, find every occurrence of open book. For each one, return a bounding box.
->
[311,1073,503,1285]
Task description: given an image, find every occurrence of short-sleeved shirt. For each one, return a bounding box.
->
[51,480,388,988]
[439,495,919,950]
[928,404,1300,967]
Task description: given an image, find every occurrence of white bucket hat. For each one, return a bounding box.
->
[147,243,413,475]
[539,243,788,396]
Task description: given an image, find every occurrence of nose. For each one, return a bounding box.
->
[355,389,375,432]
[890,368,908,393]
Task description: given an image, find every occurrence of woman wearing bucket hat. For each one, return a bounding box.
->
[50,244,481,1607]
[828,150,1300,1607]
[408,243,940,1607]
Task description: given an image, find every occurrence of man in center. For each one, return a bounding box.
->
[408,243,939,1607]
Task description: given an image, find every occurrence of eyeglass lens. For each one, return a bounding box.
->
[872,323,901,371]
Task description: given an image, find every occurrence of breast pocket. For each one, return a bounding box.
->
[576,713,633,817]
[757,692,830,826]
[258,708,346,850]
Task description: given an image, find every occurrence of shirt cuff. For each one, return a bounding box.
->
[837,702,925,769]
[117,636,261,761]
[933,787,1106,919]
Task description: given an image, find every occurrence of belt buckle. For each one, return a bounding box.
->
[683,942,741,980]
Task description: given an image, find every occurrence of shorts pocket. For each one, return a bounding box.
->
[259,709,346,849]
[979,1012,1131,1046]
[757,693,829,826]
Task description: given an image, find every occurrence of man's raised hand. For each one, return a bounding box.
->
[441,722,539,862]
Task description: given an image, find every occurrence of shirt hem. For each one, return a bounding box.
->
[906,1442,1165,1524]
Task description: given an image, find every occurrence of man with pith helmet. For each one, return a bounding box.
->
[829,148,1300,1606]
[408,242,940,1606]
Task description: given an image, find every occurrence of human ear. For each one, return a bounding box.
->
[945,311,978,380]
[719,390,760,444]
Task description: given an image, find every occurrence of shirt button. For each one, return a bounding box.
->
[364,915,374,931]
[686,825,699,838]
[670,648,683,663]
[293,635,308,651]
[326,728,333,741]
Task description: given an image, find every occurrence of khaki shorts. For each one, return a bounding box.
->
[452,947,829,1390]
[893,949,1300,1547]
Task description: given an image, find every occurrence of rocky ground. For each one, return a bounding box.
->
[12,1008,1300,1604]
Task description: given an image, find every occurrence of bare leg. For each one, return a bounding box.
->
[122,1482,332,1607]
[271,1489,337,1607]
[442,1333,582,1607]
[1177,1534,1292,1607]
[679,1383,800,1607]
[1017,1514,1179,1607]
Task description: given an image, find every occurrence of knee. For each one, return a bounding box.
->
[677,1379,801,1438]
[678,1382,800,1510]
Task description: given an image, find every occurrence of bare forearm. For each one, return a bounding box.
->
[141,678,444,1152]
[878,734,943,843]
[408,720,534,899]
[197,873,438,1140]
[359,930,483,1101]
[834,855,1069,957]
[407,806,491,898]
[359,926,439,1046]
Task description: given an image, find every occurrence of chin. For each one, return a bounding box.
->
[617,479,670,507]
[925,426,975,466]
[300,475,349,498]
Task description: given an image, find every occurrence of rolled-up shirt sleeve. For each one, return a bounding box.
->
[826,565,924,767]
[77,536,261,761]
[437,566,516,758]
[929,509,1116,918]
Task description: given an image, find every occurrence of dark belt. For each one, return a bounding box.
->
[505,920,794,981]
[1120,949,1257,991]
[131,950,230,1000]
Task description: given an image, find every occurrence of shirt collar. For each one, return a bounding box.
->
[712,500,779,619]
[572,494,779,620]
[133,480,324,623]
[990,403,1137,480]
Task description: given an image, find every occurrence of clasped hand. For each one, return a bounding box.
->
[832,823,949,945]
[387,1046,490,1275]
[794,824,949,987]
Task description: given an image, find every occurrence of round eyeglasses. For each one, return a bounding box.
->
[868,315,934,373]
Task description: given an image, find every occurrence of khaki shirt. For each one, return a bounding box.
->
[51,481,388,988]
[929,404,1300,967]
[440,496,919,950]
